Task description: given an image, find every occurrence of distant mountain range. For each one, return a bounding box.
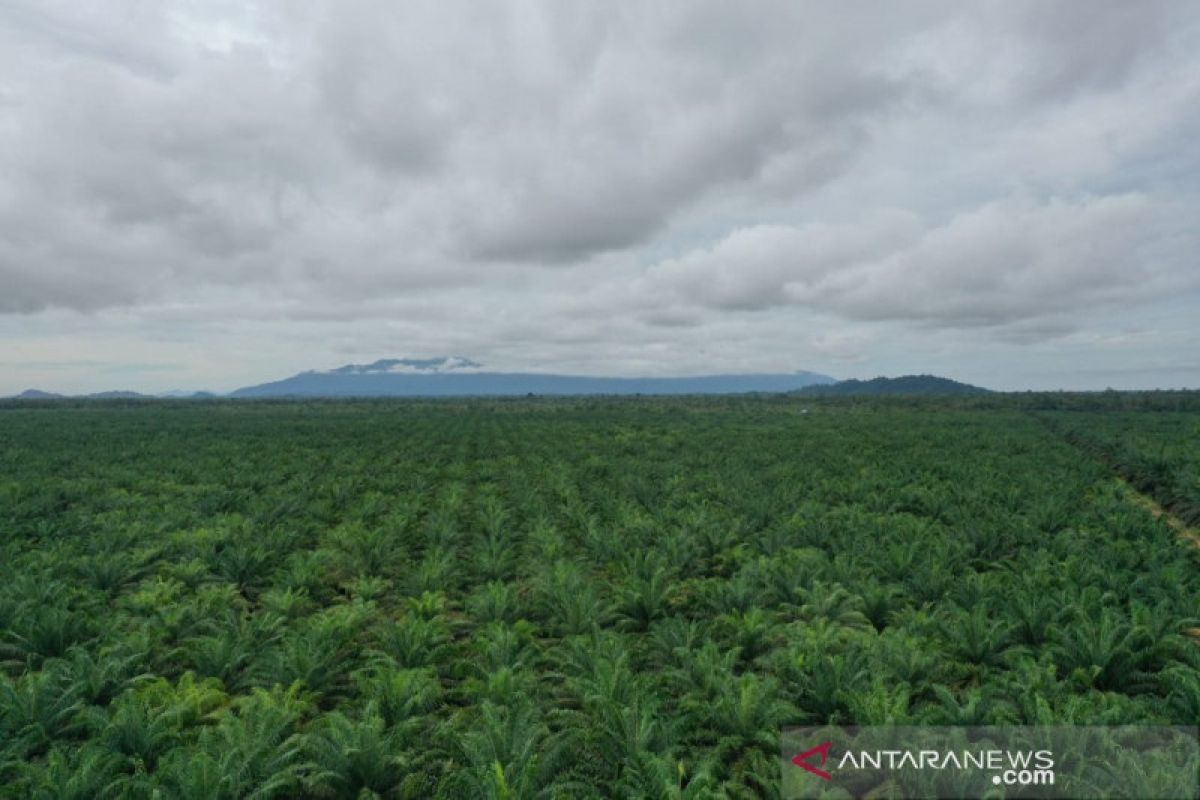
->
[796,374,990,396]
[11,388,208,400]
[7,358,990,400]
[229,357,836,397]
[12,388,158,400]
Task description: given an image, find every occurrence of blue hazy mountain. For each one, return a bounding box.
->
[9,389,155,400]
[230,357,836,398]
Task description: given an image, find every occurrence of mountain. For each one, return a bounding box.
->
[231,358,836,398]
[13,389,63,399]
[796,374,990,396]
[12,388,192,400]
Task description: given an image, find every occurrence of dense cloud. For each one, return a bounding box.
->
[1,1,1198,391]
[646,193,1197,325]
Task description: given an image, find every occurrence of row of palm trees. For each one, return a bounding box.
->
[1043,410,1200,526]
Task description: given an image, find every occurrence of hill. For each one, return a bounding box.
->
[12,389,63,399]
[86,391,155,400]
[797,374,990,396]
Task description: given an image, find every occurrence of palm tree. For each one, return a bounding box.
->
[75,552,149,598]
[189,682,315,797]
[776,648,868,723]
[473,532,519,583]
[1,667,88,759]
[613,754,722,799]
[845,678,913,724]
[183,609,284,692]
[1051,607,1155,693]
[147,673,305,791]
[532,561,613,636]
[210,542,276,595]
[615,552,675,632]
[920,685,1015,725]
[20,744,126,800]
[153,750,242,799]
[308,711,424,798]
[370,614,451,670]
[1163,663,1200,724]
[60,643,152,707]
[696,568,763,616]
[1006,580,1059,647]
[857,582,905,631]
[795,582,872,632]
[441,702,574,800]
[646,617,703,667]
[466,581,525,625]
[665,641,740,704]
[277,550,336,603]
[354,665,442,731]
[684,672,794,789]
[588,698,678,781]
[98,672,227,773]
[259,586,315,619]
[464,621,539,676]
[329,522,403,578]
[936,604,1020,672]
[254,611,364,701]
[716,608,779,665]
[3,606,96,669]
[476,495,511,540]
[408,548,461,596]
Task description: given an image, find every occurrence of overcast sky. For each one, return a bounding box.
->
[2,1,1198,394]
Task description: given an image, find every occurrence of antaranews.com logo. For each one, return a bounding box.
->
[792,739,1054,787]
[781,726,1198,799]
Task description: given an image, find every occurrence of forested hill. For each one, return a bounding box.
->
[796,374,990,396]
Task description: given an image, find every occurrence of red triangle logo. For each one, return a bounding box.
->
[791,741,833,781]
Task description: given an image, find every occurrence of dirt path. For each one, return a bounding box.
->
[1111,478,1200,641]
[1113,477,1200,551]
[1031,414,1200,643]
[1032,413,1200,549]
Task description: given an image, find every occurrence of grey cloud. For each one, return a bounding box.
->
[450,6,911,262]
[1012,0,1181,101]
[0,1,176,80]
[647,193,1199,333]
[4,1,1197,313]
[2,1,1200,393]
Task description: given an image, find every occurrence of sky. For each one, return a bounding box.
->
[1,1,1198,395]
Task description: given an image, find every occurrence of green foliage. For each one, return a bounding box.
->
[2,397,1199,797]
[3,606,96,670]
[307,711,422,798]
[155,682,314,799]
[20,745,126,800]
[98,672,227,772]
[1,667,88,759]
[442,702,572,800]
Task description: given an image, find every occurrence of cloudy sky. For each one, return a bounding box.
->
[2,1,1198,394]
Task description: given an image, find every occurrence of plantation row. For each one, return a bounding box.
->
[1041,411,1200,528]
[1,399,1198,798]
